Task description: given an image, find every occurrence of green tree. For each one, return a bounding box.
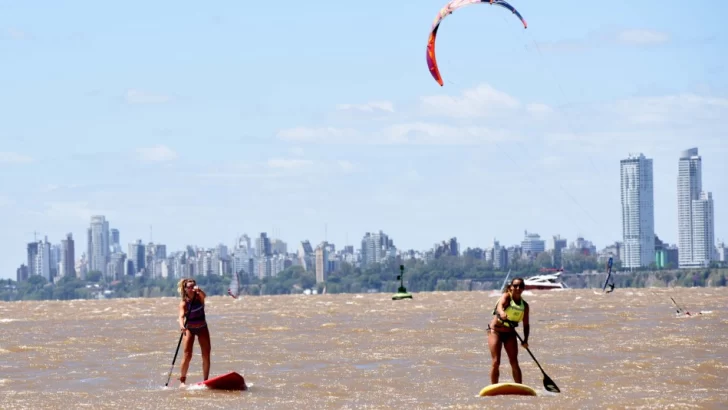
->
[86,271,102,282]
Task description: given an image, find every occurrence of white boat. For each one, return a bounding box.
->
[523,272,568,290]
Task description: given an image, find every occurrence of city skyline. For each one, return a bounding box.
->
[7,144,727,280]
[1,1,727,279]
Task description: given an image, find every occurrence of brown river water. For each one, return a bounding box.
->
[1,287,727,409]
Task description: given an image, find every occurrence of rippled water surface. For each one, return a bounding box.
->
[1,288,727,409]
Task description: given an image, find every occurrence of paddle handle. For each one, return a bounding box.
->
[513,330,546,374]
[164,329,186,386]
[164,293,195,386]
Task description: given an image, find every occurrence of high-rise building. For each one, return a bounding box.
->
[521,231,545,255]
[620,153,655,269]
[360,231,393,267]
[32,237,52,281]
[692,191,715,265]
[89,215,110,276]
[677,148,715,268]
[315,241,329,283]
[26,242,38,278]
[111,229,120,246]
[60,233,76,278]
[128,239,146,275]
[110,228,122,253]
[256,233,271,258]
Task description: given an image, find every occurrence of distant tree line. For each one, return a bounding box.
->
[1,252,726,301]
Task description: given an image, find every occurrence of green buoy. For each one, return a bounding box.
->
[392,264,412,300]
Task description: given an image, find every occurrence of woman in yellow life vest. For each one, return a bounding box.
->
[487,277,529,385]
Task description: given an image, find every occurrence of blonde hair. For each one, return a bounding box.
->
[178,278,196,299]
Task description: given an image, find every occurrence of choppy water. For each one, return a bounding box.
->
[1,288,727,409]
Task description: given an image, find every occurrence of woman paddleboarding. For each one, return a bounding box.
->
[177,278,212,387]
[487,277,530,385]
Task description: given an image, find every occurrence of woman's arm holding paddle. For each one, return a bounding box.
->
[496,293,510,321]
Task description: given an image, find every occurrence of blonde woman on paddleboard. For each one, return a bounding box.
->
[177,278,211,387]
[487,277,529,385]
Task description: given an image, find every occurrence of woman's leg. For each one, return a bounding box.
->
[488,328,503,384]
[198,326,212,381]
[502,332,522,383]
[179,331,195,386]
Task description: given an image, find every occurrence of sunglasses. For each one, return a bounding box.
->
[185,283,196,289]
[511,283,525,289]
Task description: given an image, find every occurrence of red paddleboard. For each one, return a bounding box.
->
[195,372,247,390]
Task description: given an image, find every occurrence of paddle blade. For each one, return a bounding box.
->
[543,375,560,393]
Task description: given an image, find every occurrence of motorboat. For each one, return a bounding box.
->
[523,272,568,290]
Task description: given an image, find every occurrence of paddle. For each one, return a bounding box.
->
[164,292,195,387]
[670,297,685,314]
[512,330,560,393]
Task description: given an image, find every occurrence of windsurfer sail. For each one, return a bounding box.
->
[602,257,614,293]
[227,271,242,299]
[669,296,700,316]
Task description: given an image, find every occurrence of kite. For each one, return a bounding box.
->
[426,0,528,86]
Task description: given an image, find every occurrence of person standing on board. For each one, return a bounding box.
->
[487,277,530,385]
[177,278,211,387]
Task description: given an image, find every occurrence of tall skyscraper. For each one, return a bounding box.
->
[692,192,715,264]
[256,233,271,258]
[110,228,121,253]
[128,239,146,275]
[677,148,715,268]
[60,233,76,278]
[620,153,655,269]
[89,215,110,276]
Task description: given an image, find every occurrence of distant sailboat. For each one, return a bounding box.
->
[489,269,511,296]
[227,271,242,299]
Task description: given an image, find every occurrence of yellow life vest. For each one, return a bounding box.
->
[493,296,526,327]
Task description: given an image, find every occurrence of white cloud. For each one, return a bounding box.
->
[38,201,108,223]
[276,83,728,160]
[526,103,554,117]
[276,126,358,142]
[136,145,178,162]
[382,122,517,145]
[0,152,33,164]
[7,28,30,40]
[289,147,306,156]
[0,196,12,207]
[197,158,353,181]
[276,122,519,145]
[404,168,422,181]
[337,160,354,172]
[610,93,728,125]
[125,89,171,104]
[336,101,394,113]
[420,84,520,118]
[267,158,314,169]
[541,93,728,156]
[616,29,670,46]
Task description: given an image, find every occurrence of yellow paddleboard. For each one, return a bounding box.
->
[479,382,538,397]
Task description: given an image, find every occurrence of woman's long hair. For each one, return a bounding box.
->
[177,278,195,299]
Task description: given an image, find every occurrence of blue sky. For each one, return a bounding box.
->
[1,0,726,279]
